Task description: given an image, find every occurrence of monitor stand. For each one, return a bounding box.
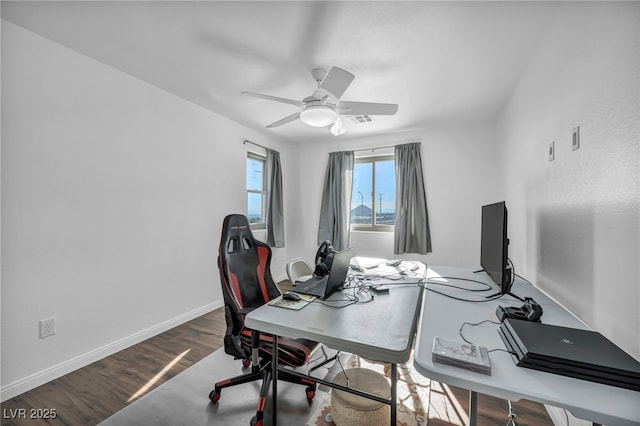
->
[474,268,524,301]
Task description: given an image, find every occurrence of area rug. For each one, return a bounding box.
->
[98,348,331,426]
[99,347,443,426]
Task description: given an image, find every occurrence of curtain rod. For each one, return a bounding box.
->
[243,139,267,151]
[352,141,420,153]
[353,144,396,153]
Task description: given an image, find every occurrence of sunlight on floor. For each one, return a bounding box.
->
[428,381,469,426]
[128,349,191,403]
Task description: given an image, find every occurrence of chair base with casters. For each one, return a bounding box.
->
[209,329,317,426]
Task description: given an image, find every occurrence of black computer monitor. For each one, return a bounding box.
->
[480,201,513,297]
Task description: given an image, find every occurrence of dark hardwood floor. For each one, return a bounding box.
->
[1,309,225,426]
[1,306,553,425]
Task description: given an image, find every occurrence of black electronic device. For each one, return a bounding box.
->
[294,248,353,299]
[499,319,640,391]
[496,297,543,322]
[479,201,515,298]
[314,240,335,277]
[370,285,389,295]
[282,291,302,301]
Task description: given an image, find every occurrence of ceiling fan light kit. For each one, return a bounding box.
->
[300,105,338,127]
[242,66,398,135]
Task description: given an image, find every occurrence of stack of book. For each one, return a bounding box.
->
[432,336,492,375]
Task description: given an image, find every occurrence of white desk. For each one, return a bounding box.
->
[245,259,426,426]
[414,266,640,426]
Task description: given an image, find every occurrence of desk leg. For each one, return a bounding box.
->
[469,390,478,426]
[391,363,397,425]
[272,335,278,426]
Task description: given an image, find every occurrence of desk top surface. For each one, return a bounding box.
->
[245,258,426,364]
[414,266,640,426]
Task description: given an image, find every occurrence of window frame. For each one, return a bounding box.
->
[351,153,395,233]
[246,151,266,230]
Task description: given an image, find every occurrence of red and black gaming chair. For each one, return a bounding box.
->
[209,214,318,426]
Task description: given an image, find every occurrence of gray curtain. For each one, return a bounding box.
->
[265,148,285,248]
[317,151,354,251]
[394,142,432,254]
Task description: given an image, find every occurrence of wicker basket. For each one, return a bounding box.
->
[330,368,391,426]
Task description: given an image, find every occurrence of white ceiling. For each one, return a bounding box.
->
[2,1,569,143]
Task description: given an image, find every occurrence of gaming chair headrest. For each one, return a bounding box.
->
[220,214,255,253]
[218,214,279,308]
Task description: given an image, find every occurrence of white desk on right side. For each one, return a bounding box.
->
[413,266,639,426]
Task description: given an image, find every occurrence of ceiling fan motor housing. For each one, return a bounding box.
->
[311,67,327,83]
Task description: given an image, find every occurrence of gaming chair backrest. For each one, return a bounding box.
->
[218,214,281,313]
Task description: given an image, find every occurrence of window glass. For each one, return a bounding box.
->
[352,162,372,225]
[374,159,395,225]
[247,192,263,225]
[247,154,266,228]
[247,157,264,191]
[351,155,395,230]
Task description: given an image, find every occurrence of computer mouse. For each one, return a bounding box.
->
[282,291,301,301]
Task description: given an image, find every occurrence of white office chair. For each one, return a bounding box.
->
[286,257,314,285]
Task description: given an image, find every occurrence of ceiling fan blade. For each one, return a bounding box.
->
[265,112,301,128]
[317,67,355,100]
[242,91,304,107]
[337,101,398,116]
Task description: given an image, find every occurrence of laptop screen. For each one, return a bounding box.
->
[325,248,353,296]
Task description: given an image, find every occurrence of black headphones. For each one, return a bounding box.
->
[314,240,335,277]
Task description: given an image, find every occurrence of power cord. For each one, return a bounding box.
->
[505,400,518,426]
[422,282,504,303]
[310,275,375,308]
[459,319,500,344]
[458,319,517,356]
[426,276,494,291]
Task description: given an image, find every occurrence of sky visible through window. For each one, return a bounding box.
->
[351,159,395,225]
[247,156,264,224]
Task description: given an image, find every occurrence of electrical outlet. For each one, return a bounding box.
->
[548,141,555,162]
[572,126,580,151]
[39,317,56,339]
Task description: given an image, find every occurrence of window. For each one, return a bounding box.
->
[351,154,395,231]
[247,152,266,229]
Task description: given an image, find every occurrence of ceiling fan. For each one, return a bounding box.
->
[242,67,398,136]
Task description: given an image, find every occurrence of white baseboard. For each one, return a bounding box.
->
[275,273,289,283]
[1,299,224,402]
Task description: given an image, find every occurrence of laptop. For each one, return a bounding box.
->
[499,319,640,391]
[293,247,353,299]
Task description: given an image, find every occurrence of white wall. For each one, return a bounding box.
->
[0,21,294,399]
[497,2,640,360]
[289,123,502,269]
[4,1,638,410]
